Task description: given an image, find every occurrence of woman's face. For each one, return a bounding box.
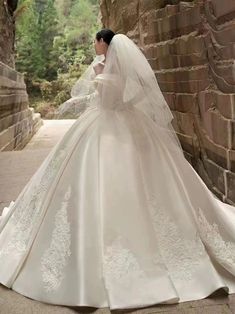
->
[94,37,108,56]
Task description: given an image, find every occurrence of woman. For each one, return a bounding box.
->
[1,28,235,310]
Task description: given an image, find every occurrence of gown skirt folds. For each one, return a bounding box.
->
[1,105,235,309]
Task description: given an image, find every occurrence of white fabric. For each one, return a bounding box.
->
[56,33,183,154]
[54,54,105,119]
[1,34,235,309]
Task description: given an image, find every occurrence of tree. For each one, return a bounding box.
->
[14,0,101,110]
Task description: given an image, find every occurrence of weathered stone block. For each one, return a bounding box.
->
[211,62,235,85]
[176,131,198,156]
[202,157,226,194]
[156,65,209,82]
[162,92,176,110]
[200,162,227,202]
[154,5,201,41]
[231,121,235,150]
[158,78,210,93]
[226,170,235,203]
[175,93,198,113]
[211,24,235,46]
[171,33,206,55]
[153,51,207,69]
[212,42,235,60]
[0,108,31,133]
[211,0,235,18]
[200,129,228,169]
[229,149,235,172]
[173,111,195,136]
[210,66,235,94]
[201,108,231,148]
[214,92,235,120]
[198,90,214,116]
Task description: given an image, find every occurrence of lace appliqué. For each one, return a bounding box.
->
[0,148,66,257]
[197,207,235,272]
[103,235,146,289]
[147,192,207,282]
[40,185,72,292]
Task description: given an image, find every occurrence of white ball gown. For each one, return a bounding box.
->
[1,34,235,310]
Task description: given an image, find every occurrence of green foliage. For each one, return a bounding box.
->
[16,0,59,80]
[15,0,101,117]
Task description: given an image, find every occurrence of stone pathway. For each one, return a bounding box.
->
[0,119,76,212]
[0,119,235,314]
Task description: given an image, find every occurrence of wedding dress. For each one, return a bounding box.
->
[1,33,235,310]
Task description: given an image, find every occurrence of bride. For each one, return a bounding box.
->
[1,28,235,310]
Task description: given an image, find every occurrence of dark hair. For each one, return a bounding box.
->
[95,28,116,45]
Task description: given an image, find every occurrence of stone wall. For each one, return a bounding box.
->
[100,0,235,204]
[0,0,43,151]
[0,62,42,150]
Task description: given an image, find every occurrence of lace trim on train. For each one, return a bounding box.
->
[40,185,72,292]
[147,192,207,282]
[0,148,66,257]
[103,235,146,289]
[197,207,235,272]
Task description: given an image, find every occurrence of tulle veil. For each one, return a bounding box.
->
[55,33,184,155]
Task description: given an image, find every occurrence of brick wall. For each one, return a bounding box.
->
[100,0,235,204]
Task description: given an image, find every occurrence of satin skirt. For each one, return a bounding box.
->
[1,105,235,310]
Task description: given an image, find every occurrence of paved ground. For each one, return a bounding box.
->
[0,119,76,212]
[1,119,235,314]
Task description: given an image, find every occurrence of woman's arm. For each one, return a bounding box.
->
[93,62,105,75]
[93,61,105,95]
